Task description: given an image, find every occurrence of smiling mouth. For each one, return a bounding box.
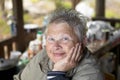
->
[53,53,65,57]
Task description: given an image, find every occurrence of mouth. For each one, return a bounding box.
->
[53,52,65,57]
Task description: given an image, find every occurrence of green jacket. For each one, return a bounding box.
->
[14,48,104,80]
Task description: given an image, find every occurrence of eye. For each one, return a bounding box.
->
[62,37,69,41]
[48,37,54,41]
[47,37,55,42]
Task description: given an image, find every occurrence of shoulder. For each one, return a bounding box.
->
[76,49,100,73]
[29,48,47,62]
[71,49,104,80]
[15,49,48,80]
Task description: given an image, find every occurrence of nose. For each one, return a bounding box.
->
[53,41,62,50]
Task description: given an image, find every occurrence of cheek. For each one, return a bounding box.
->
[62,43,74,53]
[46,42,75,54]
[46,43,52,54]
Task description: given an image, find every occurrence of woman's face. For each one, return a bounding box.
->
[46,22,79,63]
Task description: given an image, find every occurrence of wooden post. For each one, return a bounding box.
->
[12,0,26,52]
[96,0,105,17]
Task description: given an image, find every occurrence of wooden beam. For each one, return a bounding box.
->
[96,0,105,17]
[92,17,120,27]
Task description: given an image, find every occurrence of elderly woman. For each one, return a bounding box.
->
[14,9,104,80]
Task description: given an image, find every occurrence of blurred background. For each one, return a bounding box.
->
[0,0,120,80]
[0,0,120,41]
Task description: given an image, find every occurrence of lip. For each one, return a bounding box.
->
[53,53,65,57]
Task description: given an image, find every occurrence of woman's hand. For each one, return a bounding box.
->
[52,43,83,72]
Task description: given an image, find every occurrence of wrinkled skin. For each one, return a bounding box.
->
[46,22,83,72]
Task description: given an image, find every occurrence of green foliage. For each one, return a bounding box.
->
[105,10,120,28]
[62,1,72,9]
[115,23,120,29]
[106,10,120,18]
[54,0,72,9]
[0,19,10,35]
[24,13,33,24]
[54,0,64,9]
[31,0,39,3]
[106,10,114,18]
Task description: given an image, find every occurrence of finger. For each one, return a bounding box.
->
[75,43,82,62]
[78,43,84,62]
[78,55,82,62]
[67,47,74,61]
[70,43,79,62]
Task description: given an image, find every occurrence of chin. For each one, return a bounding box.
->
[52,57,63,63]
[49,53,66,63]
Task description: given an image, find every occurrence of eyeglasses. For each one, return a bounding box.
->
[46,34,74,44]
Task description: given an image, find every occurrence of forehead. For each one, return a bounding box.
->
[46,22,79,43]
[46,22,74,35]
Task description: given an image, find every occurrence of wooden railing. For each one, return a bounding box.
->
[92,17,120,28]
[0,36,16,58]
[0,18,120,58]
[0,32,36,58]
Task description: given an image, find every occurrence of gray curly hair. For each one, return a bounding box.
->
[45,9,88,42]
